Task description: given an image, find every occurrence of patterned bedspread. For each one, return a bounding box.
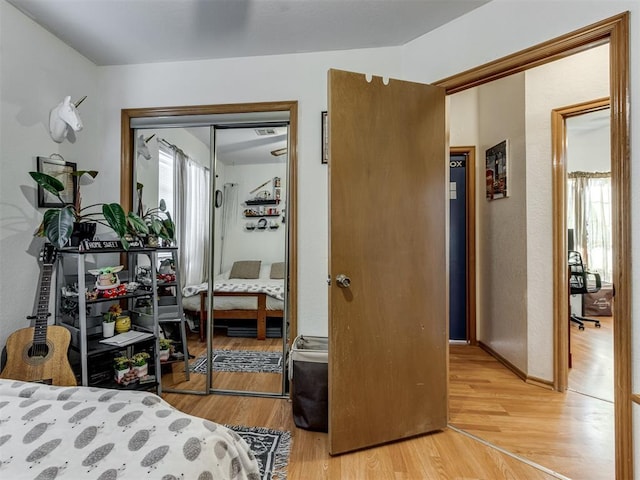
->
[0,379,260,480]
[182,281,284,301]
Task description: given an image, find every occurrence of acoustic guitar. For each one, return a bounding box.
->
[0,244,77,386]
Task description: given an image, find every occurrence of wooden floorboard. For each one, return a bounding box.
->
[449,345,613,480]
[569,315,614,402]
[162,334,613,479]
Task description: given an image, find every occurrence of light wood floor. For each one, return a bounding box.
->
[569,315,614,402]
[162,335,614,480]
[161,330,284,393]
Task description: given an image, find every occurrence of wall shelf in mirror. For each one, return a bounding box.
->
[245,199,280,206]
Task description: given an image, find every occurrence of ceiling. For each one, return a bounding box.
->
[8,0,490,66]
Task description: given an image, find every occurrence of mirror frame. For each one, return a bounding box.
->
[120,101,299,363]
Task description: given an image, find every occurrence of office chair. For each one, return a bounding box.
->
[568,250,602,330]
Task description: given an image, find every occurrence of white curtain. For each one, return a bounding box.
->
[164,144,210,289]
[567,171,612,282]
[220,183,238,273]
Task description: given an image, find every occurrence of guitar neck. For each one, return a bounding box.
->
[33,263,53,346]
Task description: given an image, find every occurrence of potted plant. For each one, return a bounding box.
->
[113,355,131,384]
[102,303,121,338]
[133,196,175,247]
[29,170,136,249]
[131,352,151,378]
[158,338,173,361]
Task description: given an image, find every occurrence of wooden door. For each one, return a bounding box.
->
[328,69,448,454]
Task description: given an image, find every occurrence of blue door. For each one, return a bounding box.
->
[449,154,467,340]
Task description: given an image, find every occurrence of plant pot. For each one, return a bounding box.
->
[102,321,115,337]
[133,363,148,378]
[159,348,171,361]
[115,315,131,334]
[145,235,159,247]
[114,367,130,384]
[70,222,97,247]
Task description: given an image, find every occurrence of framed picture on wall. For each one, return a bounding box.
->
[321,111,328,164]
[36,155,77,207]
[485,140,508,200]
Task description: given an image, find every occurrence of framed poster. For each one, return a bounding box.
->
[321,111,328,164]
[36,156,77,207]
[485,140,508,200]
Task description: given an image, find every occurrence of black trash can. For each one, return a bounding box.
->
[289,335,328,432]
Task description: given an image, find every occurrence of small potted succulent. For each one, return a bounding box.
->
[131,352,151,378]
[113,356,132,384]
[158,338,173,361]
[102,303,121,338]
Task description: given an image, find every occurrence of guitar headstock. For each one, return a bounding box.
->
[39,244,57,266]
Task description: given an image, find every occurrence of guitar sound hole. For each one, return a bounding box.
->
[28,343,50,359]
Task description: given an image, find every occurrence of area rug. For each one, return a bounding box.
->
[227,425,291,480]
[190,349,283,374]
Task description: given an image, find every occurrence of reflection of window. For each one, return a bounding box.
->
[158,145,174,215]
[158,141,210,287]
[157,145,175,263]
[567,172,612,282]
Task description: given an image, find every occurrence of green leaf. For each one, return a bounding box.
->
[102,203,127,238]
[149,218,163,235]
[162,219,175,241]
[127,212,149,234]
[29,171,65,197]
[43,206,75,248]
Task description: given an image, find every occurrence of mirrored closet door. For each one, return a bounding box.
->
[126,104,295,397]
[209,125,289,396]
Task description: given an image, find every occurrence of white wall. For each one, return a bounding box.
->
[566,115,610,173]
[0,2,100,349]
[525,45,609,380]
[221,163,286,273]
[477,73,528,372]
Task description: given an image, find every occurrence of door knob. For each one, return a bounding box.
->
[336,274,351,288]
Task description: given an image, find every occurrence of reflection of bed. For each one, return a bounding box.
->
[0,379,259,479]
[182,261,285,342]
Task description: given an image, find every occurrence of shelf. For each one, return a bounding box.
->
[56,245,189,392]
[244,214,280,218]
[93,378,158,391]
[84,289,152,304]
[67,332,156,356]
[160,356,186,367]
[244,199,280,206]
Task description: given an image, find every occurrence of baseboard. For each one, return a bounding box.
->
[478,341,527,381]
[478,341,554,390]
[525,375,554,390]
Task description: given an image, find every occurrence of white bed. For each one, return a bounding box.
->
[182,278,284,312]
[0,379,260,480]
[182,262,285,342]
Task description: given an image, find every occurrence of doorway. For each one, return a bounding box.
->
[437,13,630,480]
[553,99,613,404]
[449,147,477,344]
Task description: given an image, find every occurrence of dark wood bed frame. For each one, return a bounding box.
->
[188,291,284,342]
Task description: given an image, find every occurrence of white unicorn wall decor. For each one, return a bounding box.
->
[49,95,86,143]
[136,133,156,160]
